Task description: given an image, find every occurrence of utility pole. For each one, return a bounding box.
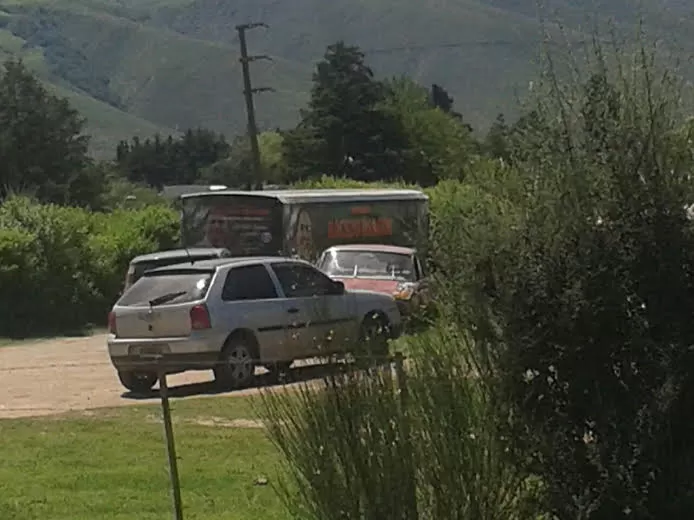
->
[236,22,274,191]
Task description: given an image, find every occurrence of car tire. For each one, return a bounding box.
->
[118,370,158,394]
[214,338,257,389]
[359,313,391,361]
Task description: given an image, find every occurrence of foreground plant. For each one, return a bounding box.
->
[259,329,541,520]
[431,20,694,519]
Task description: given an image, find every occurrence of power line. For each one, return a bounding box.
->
[363,38,593,54]
[365,41,522,54]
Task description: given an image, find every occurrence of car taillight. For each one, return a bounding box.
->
[108,311,117,335]
[190,304,211,330]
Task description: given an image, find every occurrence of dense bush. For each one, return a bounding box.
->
[432,43,694,519]
[0,196,178,337]
[88,204,179,316]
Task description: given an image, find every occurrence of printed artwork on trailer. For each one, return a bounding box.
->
[288,207,316,259]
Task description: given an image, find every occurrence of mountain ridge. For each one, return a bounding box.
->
[0,0,691,158]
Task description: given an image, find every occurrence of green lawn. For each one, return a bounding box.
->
[0,396,291,520]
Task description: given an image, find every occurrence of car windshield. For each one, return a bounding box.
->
[117,271,213,307]
[318,250,416,282]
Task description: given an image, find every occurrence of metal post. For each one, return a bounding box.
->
[158,365,184,520]
[394,353,418,518]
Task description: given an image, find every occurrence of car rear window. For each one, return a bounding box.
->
[118,270,214,307]
[133,254,221,280]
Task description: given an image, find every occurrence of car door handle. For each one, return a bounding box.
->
[287,308,299,314]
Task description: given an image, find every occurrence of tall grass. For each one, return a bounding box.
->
[259,328,542,520]
[261,361,416,520]
[408,328,539,520]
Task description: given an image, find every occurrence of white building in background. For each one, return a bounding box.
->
[160,184,228,201]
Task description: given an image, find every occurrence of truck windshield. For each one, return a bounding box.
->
[180,194,282,256]
[318,249,416,282]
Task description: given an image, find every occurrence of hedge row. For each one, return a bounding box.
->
[0,196,179,337]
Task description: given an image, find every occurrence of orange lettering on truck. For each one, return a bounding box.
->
[327,217,393,239]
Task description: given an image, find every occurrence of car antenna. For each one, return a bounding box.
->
[184,244,195,265]
[180,198,196,265]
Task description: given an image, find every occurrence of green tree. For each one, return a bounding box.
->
[0,58,90,205]
[73,161,164,212]
[381,77,476,184]
[503,109,552,165]
[581,73,621,164]
[116,128,230,188]
[484,113,511,161]
[282,42,407,182]
[200,131,287,188]
[430,83,465,123]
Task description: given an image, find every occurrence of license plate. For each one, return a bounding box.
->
[131,344,164,356]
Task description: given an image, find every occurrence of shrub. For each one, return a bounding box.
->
[88,205,179,317]
[0,196,179,337]
[444,34,694,519]
[97,176,166,211]
[0,227,41,336]
[291,174,419,190]
[425,168,524,369]
[0,197,99,335]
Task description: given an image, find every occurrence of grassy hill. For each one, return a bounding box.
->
[0,8,178,158]
[0,0,692,159]
[0,1,311,157]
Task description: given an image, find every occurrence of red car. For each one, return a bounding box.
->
[316,244,429,315]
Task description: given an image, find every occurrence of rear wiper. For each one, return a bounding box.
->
[149,291,186,307]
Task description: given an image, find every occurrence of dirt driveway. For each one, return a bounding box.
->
[0,335,325,420]
[0,335,206,419]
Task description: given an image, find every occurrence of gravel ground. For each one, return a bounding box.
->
[0,334,325,419]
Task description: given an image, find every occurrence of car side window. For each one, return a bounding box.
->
[222,264,278,301]
[272,263,335,298]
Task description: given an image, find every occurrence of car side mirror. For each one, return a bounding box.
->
[330,280,345,295]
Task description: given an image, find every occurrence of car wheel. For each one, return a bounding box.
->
[118,370,158,394]
[214,339,257,389]
[359,313,390,360]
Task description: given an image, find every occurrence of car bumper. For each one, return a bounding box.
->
[107,334,221,373]
[395,299,415,316]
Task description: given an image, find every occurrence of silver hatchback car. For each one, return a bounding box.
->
[107,256,402,393]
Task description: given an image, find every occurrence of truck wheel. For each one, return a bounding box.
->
[118,370,158,394]
[214,338,257,389]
